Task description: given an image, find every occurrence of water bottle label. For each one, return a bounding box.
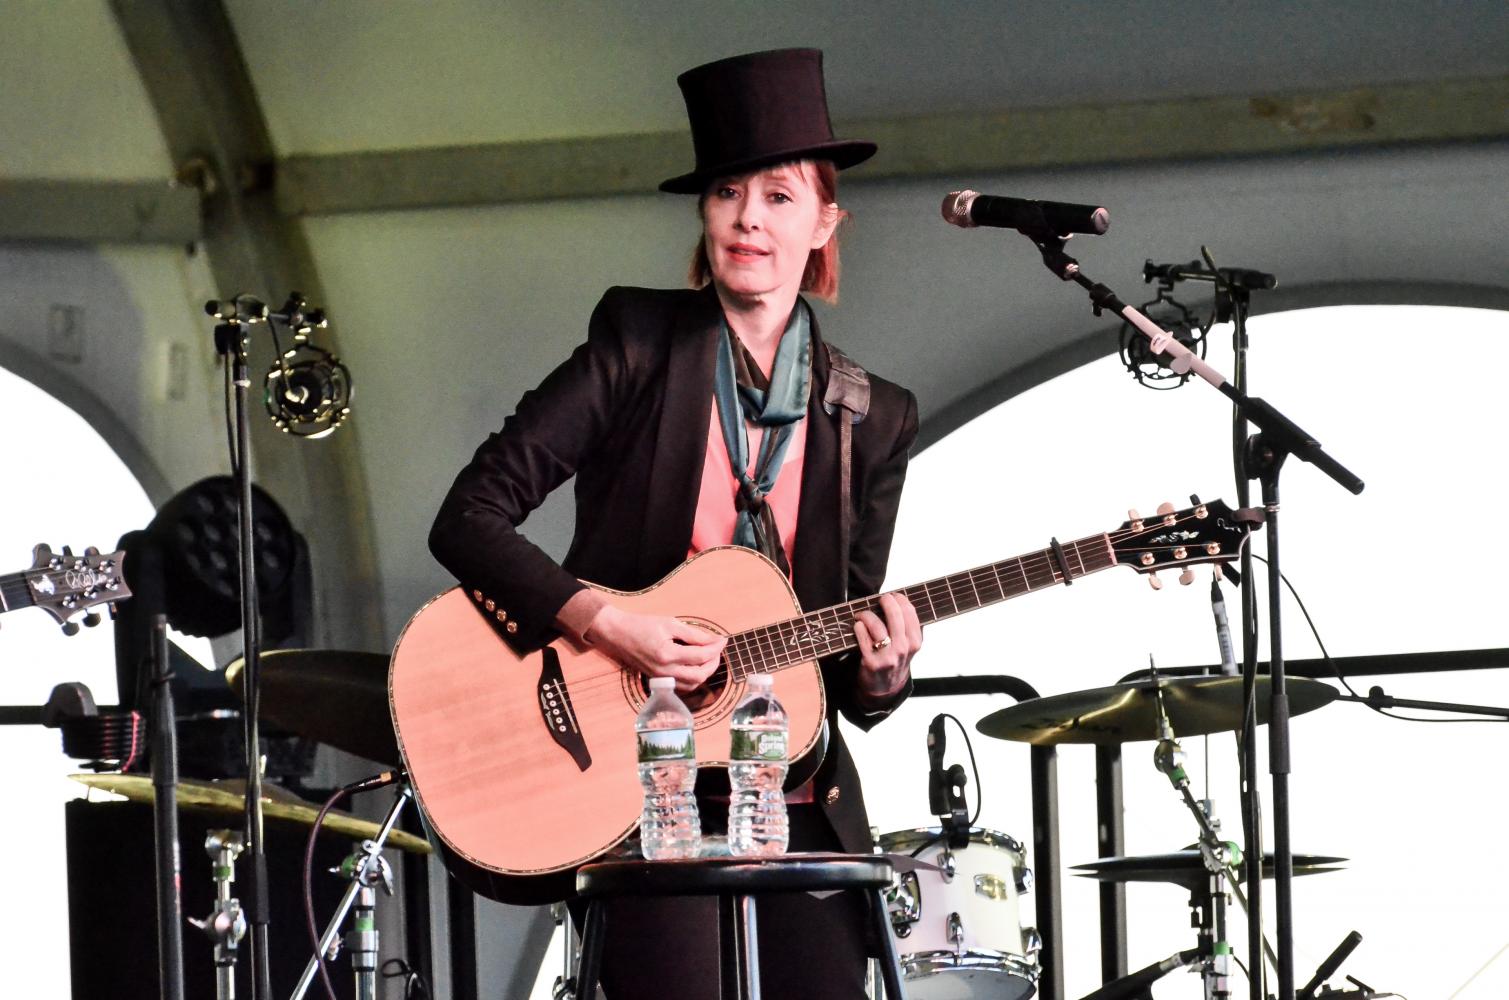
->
[637,727,695,763]
[730,729,786,762]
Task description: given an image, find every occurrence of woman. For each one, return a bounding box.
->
[430,47,922,998]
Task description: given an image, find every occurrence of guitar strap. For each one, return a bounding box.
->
[821,342,870,600]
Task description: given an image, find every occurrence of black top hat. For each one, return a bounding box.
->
[659,48,876,195]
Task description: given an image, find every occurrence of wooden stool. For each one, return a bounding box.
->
[573,852,909,1000]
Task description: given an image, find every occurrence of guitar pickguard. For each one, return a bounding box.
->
[538,647,591,771]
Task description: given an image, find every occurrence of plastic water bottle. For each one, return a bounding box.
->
[635,677,701,860]
[728,673,789,856]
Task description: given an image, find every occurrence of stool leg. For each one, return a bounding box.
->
[574,899,605,1000]
[738,894,761,1000]
[869,889,909,1000]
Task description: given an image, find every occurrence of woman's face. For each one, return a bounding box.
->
[701,161,838,303]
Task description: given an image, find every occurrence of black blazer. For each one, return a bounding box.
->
[429,284,919,851]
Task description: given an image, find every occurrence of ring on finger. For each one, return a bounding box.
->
[872,635,892,651]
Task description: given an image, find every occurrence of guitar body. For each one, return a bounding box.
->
[389,546,825,904]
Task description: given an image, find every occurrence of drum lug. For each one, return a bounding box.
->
[947,912,965,959]
[885,870,921,937]
[1016,866,1034,894]
[939,846,956,882]
[1024,926,1043,956]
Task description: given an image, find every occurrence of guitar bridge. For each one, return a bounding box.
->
[538,647,591,771]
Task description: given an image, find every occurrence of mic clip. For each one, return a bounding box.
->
[938,764,970,848]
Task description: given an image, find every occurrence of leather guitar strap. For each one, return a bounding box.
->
[822,342,870,599]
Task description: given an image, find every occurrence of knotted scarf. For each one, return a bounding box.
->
[712,303,812,575]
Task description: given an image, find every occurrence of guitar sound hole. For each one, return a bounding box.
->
[635,655,732,713]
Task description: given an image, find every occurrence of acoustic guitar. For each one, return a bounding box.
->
[389,498,1256,903]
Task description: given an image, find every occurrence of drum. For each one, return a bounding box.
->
[877,827,1041,1000]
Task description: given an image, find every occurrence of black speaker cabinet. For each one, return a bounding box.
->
[66,799,356,1000]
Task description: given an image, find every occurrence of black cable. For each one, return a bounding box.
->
[381,958,431,999]
[1250,555,1506,725]
[222,353,239,477]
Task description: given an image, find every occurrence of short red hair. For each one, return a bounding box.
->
[688,159,848,303]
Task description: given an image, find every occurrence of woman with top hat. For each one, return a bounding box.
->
[429,47,923,998]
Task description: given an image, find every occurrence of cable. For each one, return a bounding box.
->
[1250,555,1506,725]
[302,771,405,1000]
[381,958,431,999]
[303,785,353,1000]
[222,353,239,477]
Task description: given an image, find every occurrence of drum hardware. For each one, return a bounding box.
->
[885,870,921,936]
[291,783,411,1000]
[188,829,249,1000]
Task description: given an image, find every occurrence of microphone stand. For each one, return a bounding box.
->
[1019,230,1364,1000]
[1336,685,1509,720]
[149,614,186,1000]
[1151,254,1269,1000]
[211,301,274,1000]
[206,292,335,1000]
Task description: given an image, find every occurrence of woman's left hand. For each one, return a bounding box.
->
[852,592,922,706]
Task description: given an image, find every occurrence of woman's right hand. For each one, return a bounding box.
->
[585,604,727,695]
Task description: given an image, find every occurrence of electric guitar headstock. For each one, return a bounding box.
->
[3,544,131,634]
[1111,498,1260,589]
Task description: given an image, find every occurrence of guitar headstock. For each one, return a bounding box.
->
[17,544,131,633]
[1112,499,1258,588]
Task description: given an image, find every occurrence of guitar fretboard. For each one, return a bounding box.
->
[0,572,33,613]
[720,532,1116,679]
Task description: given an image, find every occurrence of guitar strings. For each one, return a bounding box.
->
[531,509,1226,706]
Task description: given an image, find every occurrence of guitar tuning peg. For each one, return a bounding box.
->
[62,620,81,637]
[1156,502,1176,516]
[83,612,102,628]
[1148,573,1163,591]
[1178,568,1195,586]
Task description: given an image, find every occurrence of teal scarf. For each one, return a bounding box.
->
[712,303,812,574]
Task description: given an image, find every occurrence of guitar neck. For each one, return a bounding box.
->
[722,531,1117,678]
[0,571,33,613]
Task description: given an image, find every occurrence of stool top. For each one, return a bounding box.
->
[576,852,895,898]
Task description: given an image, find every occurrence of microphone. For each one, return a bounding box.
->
[1211,577,1238,676]
[941,190,1109,237]
[926,714,948,816]
[1300,931,1363,1000]
[263,293,353,439]
[1080,949,1200,1000]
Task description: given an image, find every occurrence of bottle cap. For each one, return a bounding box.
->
[746,673,773,690]
[648,677,676,691]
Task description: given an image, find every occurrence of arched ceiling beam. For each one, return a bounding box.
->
[108,0,383,649]
[275,74,1508,215]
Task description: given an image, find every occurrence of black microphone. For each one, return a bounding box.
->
[941,190,1110,237]
[1080,949,1200,1000]
[1300,931,1363,1000]
[926,714,948,816]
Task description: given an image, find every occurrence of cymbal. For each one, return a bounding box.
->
[1073,850,1346,890]
[225,649,398,765]
[976,676,1338,745]
[70,773,430,855]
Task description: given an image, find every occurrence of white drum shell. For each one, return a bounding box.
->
[879,827,1040,1000]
